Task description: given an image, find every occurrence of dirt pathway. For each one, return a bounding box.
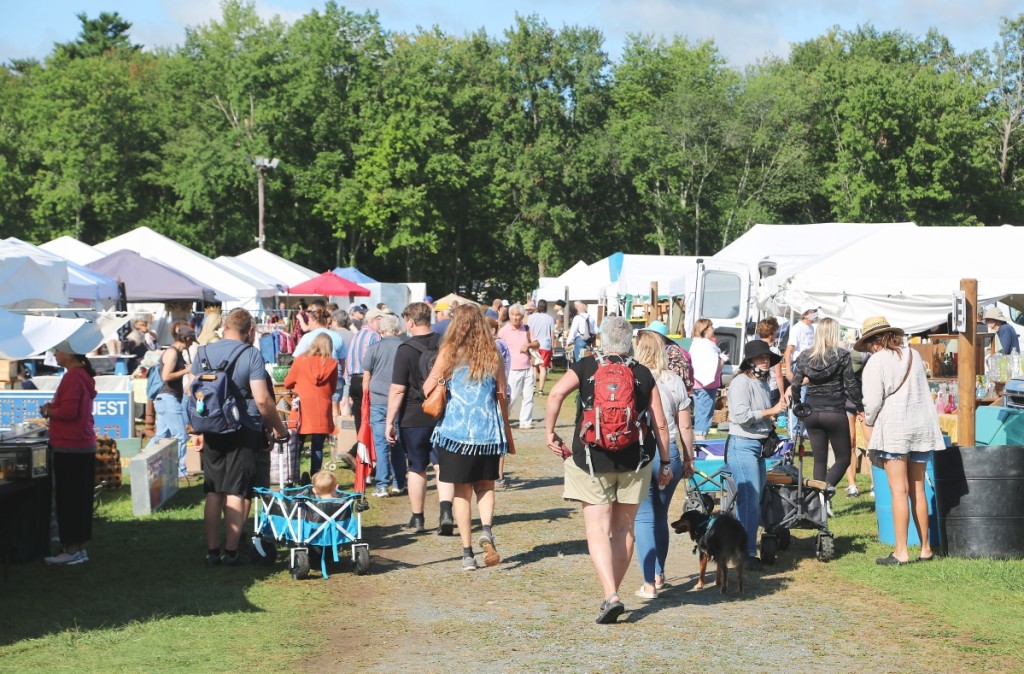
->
[307,408,980,673]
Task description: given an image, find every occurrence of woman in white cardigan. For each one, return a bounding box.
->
[855,316,945,566]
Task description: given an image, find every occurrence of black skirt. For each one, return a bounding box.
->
[435,447,501,484]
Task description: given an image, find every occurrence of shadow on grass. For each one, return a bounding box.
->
[0,482,274,647]
[500,475,566,493]
[499,538,590,570]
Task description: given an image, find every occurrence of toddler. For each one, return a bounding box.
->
[311,470,338,499]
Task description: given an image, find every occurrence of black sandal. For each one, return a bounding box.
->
[876,553,909,566]
[595,598,625,624]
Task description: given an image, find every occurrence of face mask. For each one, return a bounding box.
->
[752,366,770,381]
[807,311,819,323]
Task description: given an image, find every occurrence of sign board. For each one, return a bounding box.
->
[952,291,967,333]
[129,437,179,516]
[0,391,134,438]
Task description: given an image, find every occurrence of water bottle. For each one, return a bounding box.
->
[776,413,787,430]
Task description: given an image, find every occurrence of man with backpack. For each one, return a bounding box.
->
[386,302,454,535]
[146,325,197,478]
[568,301,597,362]
[188,308,288,566]
[543,316,672,625]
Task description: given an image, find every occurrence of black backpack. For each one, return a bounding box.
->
[404,335,441,404]
[186,343,250,435]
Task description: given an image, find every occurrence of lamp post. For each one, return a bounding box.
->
[251,155,279,249]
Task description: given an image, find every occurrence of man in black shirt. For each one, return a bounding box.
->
[386,302,454,535]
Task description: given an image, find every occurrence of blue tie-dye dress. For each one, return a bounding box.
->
[431,365,509,456]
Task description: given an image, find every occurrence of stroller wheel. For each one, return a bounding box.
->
[777,528,792,551]
[816,532,835,562]
[252,537,278,566]
[760,534,778,566]
[291,549,311,580]
[327,462,338,471]
[353,545,370,575]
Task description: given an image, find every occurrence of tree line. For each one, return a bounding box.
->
[1,2,1023,298]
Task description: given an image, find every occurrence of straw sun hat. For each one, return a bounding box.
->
[982,307,1009,323]
[854,316,905,352]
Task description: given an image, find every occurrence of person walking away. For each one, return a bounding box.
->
[632,331,694,598]
[386,302,454,534]
[283,333,338,476]
[362,314,408,497]
[498,303,539,430]
[191,308,288,566]
[544,316,672,624]
[727,340,789,570]
[689,318,725,440]
[527,299,555,395]
[855,316,945,565]
[295,308,349,428]
[567,301,595,362]
[341,308,385,468]
[789,317,862,488]
[148,325,197,477]
[424,305,513,570]
[42,341,98,565]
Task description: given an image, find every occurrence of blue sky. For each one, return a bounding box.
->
[3,1,1021,66]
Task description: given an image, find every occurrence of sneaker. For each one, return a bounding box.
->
[479,534,500,567]
[846,485,860,497]
[221,552,250,566]
[462,555,477,571]
[390,486,408,496]
[407,514,426,534]
[372,486,390,498]
[438,509,455,536]
[45,549,88,565]
[519,422,533,430]
[205,551,222,566]
[868,488,875,499]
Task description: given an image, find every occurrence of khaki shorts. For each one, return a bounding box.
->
[562,457,652,505]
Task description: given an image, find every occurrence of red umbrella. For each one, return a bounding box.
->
[288,271,370,296]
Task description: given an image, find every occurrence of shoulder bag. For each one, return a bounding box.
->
[422,375,447,419]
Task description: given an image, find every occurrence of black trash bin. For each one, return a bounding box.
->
[934,445,1024,559]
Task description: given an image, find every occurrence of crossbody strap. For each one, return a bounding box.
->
[879,349,914,410]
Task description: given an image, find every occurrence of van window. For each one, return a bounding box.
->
[701,271,741,319]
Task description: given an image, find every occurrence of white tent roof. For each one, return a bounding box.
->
[40,235,104,265]
[235,248,317,289]
[95,227,276,309]
[6,238,119,310]
[762,225,1024,332]
[613,254,698,297]
[0,239,69,309]
[216,256,288,294]
[714,222,918,280]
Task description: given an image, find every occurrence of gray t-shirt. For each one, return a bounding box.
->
[362,336,406,406]
[190,339,268,432]
[527,312,555,350]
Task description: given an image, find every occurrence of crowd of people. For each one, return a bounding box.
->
[39,294,950,629]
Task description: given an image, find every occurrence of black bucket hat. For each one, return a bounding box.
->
[740,339,782,370]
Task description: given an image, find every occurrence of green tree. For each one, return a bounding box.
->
[54,12,141,60]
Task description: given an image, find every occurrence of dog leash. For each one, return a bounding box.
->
[691,515,717,556]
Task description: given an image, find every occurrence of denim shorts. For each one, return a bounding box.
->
[872,449,931,463]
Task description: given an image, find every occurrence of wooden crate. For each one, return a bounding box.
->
[95,436,123,491]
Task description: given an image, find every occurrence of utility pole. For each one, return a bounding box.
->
[251,156,279,249]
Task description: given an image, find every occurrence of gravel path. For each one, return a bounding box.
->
[306,407,978,673]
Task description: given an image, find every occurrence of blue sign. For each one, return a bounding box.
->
[0,391,133,439]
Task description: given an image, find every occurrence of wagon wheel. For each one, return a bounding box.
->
[760,534,778,566]
[777,527,792,551]
[816,532,835,562]
[291,549,310,580]
[353,546,370,575]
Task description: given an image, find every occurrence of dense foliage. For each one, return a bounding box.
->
[2,2,1023,297]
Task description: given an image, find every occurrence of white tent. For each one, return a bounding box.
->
[95,227,276,310]
[216,256,288,294]
[714,222,918,280]
[612,254,698,297]
[0,239,69,309]
[762,225,1024,333]
[235,248,317,289]
[5,238,119,310]
[0,309,107,359]
[40,235,104,265]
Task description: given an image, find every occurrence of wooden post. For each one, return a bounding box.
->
[958,278,977,447]
[648,282,658,326]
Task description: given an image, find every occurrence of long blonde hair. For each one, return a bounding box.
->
[198,307,222,345]
[805,317,841,364]
[633,331,666,379]
[439,305,499,381]
[305,333,334,363]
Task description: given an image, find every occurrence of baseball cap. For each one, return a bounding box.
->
[349,304,365,315]
[423,295,433,303]
[501,299,510,307]
[434,301,451,312]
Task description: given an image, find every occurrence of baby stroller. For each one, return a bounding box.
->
[251,485,370,579]
[759,413,835,564]
[682,462,738,518]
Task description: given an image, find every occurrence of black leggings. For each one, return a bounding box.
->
[53,451,96,546]
[803,411,850,487]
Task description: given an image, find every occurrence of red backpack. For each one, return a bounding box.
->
[579,355,644,451]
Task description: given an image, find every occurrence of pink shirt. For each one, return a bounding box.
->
[498,324,531,371]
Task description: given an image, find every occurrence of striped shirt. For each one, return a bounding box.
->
[345,326,381,384]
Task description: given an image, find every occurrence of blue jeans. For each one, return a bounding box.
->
[304,434,327,475]
[694,388,717,436]
[634,443,683,584]
[726,436,766,558]
[573,337,588,361]
[148,394,188,476]
[371,403,407,490]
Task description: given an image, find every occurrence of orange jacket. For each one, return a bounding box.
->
[283,354,338,435]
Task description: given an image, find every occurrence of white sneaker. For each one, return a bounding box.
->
[371,486,389,498]
[45,549,88,565]
[846,485,860,497]
[519,422,533,430]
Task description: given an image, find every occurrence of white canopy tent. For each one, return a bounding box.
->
[0,239,69,310]
[5,238,119,311]
[235,247,317,289]
[0,309,107,359]
[761,225,1024,333]
[216,256,288,294]
[40,235,104,265]
[95,227,276,310]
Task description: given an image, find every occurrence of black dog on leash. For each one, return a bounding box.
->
[671,509,748,594]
